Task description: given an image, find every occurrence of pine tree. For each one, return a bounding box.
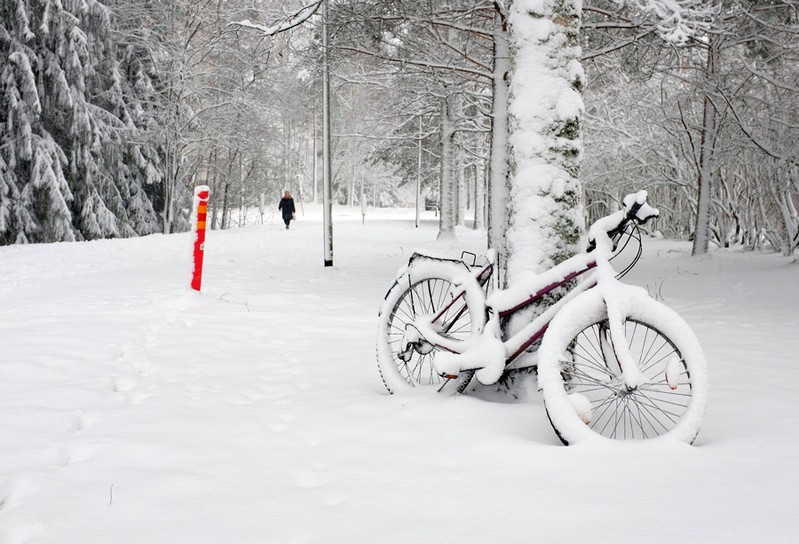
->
[0,0,162,245]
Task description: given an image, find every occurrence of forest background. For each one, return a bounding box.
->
[1,0,798,259]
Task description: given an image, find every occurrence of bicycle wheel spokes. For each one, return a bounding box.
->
[563,319,692,440]
[540,291,707,444]
[383,276,475,389]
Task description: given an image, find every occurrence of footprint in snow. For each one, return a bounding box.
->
[58,443,99,465]
[67,411,100,433]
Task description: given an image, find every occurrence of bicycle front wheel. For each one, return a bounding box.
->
[376,263,484,394]
[538,289,708,444]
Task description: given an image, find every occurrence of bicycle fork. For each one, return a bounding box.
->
[601,298,646,391]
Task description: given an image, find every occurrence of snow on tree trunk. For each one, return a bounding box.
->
[504,0,584,282]
[437,94,457,240]
[769,170,798,257]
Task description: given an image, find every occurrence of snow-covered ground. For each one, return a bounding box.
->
[1,203,797,544]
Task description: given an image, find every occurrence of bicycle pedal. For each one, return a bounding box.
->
[441,374,459,380]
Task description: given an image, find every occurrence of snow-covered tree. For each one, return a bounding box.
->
[503,0,585,282]
[330,0,496,237]
[581,0,799,256]
[0,0,162,244]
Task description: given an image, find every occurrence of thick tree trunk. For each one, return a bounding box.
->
[504,0,584,282]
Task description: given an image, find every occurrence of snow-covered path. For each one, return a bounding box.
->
[1,206,798,543]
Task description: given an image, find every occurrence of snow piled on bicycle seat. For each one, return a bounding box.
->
[1,203,798,544]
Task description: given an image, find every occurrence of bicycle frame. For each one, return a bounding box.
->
[423,250,601,371]
[378,191,708,443]
[405,190,662,388]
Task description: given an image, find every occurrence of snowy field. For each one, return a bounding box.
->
[1,203,798,544]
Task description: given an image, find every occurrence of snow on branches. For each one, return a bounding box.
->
[620,0,716,44]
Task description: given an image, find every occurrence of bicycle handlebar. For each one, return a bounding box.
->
[586,191,659,253]
[623,190,659,225]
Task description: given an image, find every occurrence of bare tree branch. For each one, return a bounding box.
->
[227,0,323,37]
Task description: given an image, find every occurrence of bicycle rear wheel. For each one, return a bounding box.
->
[538,289,708,444]
[376,263,483,394]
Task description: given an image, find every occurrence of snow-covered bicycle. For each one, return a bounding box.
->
[376,191,708,444]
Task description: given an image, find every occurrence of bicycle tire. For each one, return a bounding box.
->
[376,262,484,394]
[538,288,708,444]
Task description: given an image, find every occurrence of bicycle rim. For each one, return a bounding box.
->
[562,319,693,440]
[381,276,475,392]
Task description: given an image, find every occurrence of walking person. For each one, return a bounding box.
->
[278,191,296,230]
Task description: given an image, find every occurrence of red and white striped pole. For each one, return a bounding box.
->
[191,185,210,291]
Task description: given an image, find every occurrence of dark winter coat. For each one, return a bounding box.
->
[278,197,296,220]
